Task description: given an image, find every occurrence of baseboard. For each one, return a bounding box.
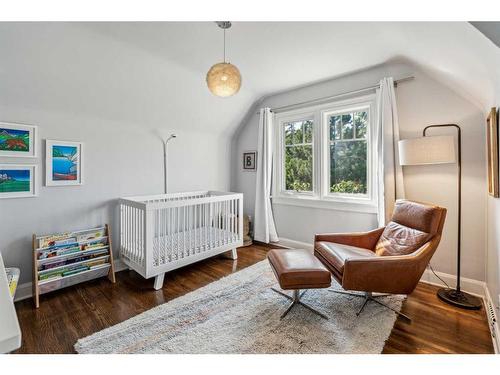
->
[278,237,313,251]
[14,281,33,302]
[253,240,288,249]
[420,268,487,297]
[13,259,128,303]
[114,258,128,272]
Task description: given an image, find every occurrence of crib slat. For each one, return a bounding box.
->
[176,206,180,260]
[231,200,234,243]
[183,205,186,258]
[221,202,227,245]
[162,206,166,265]
[134,207,138,265]
[169,207,173,262]
[187,206,190,257]
[127,205,131,263]
[194,204,198,254]
[225,200,228,244]
[232,199,235,241]
[216,201,219,247]
[206,202,210,249]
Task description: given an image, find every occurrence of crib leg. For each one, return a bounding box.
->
[153,273,165,290]
[230,248,238,260]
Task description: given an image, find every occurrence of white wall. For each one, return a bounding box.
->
[232,61,487,282]
[487,197,500,308]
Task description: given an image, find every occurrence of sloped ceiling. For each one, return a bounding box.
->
[471,22,500,48]
[0,22,498,136]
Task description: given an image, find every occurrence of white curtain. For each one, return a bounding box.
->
[254,108,279,243]
[376,77,405,226]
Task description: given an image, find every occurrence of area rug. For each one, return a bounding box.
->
[75,260,404,354]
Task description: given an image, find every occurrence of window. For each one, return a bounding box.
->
[284,119,314,192]
[328,110,368,195]
[274,95,376,212]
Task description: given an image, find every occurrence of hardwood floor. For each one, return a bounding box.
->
[14,244,494,354]
[383,282,493,354]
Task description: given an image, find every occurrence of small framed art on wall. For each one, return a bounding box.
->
[0,122,37,158]
[0,164,37,199]
[487,107,499,198]
[243,151,257,171]
[45,140,84,186]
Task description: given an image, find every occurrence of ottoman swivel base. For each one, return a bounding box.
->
[271,288,329,320]
[267,249,332,320]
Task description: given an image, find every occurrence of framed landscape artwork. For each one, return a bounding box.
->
[487,107,499,198]
[0,164,37,199]
[0,122,37,158]
[45,140,84,186]
[243,151,257,171]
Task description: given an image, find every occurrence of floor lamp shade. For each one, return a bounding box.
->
[399,135,456,166]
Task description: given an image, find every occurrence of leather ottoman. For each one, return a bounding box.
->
[267,249,331,319]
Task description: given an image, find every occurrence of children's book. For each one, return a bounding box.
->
[6,268,20,299]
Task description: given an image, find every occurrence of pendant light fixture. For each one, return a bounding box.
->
[206,21,241,97]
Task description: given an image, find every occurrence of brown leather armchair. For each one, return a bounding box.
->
[314,199,447,321]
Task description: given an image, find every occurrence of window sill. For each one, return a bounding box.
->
[271,195,378,214]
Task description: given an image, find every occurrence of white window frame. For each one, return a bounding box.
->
[273,94,377,213]
[275,111,319,199]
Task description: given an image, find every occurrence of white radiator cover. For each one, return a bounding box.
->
[486,297,499,353]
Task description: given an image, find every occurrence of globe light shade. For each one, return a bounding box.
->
[206,62,242,97]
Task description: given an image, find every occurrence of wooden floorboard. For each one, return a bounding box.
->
[14,244,494,354]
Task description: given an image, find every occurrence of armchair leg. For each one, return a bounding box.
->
[330,289,411,322]
[371,297,411,322]
[356,295,370,316]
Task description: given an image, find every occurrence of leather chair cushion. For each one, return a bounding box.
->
[375,221,431,256]
[267,249,331,290]
[314,241,376,274]
[391,200,443,235]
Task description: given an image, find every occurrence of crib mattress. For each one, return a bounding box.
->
[152,226,239,266]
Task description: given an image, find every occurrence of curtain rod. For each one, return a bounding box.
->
[256,76,414,115]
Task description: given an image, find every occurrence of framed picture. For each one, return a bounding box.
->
[0,164,37,199]
[487,107,499,198]
[243,151,257,171]
[45,140,84,186]
[0,122,37,158]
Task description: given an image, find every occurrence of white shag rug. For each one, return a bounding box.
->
[75,260,404,354]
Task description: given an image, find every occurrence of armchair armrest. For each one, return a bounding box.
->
[314,227,385,250]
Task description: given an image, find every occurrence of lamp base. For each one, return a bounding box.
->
[437,288,482,310]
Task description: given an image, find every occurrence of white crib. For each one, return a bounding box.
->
[119,191,243,289]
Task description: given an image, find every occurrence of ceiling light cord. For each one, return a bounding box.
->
[223,28,226,63]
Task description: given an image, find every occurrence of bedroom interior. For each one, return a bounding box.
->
[1,1,500,371]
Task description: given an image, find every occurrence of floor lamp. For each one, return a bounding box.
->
[162,134,177,194]
[398,124,482,310]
